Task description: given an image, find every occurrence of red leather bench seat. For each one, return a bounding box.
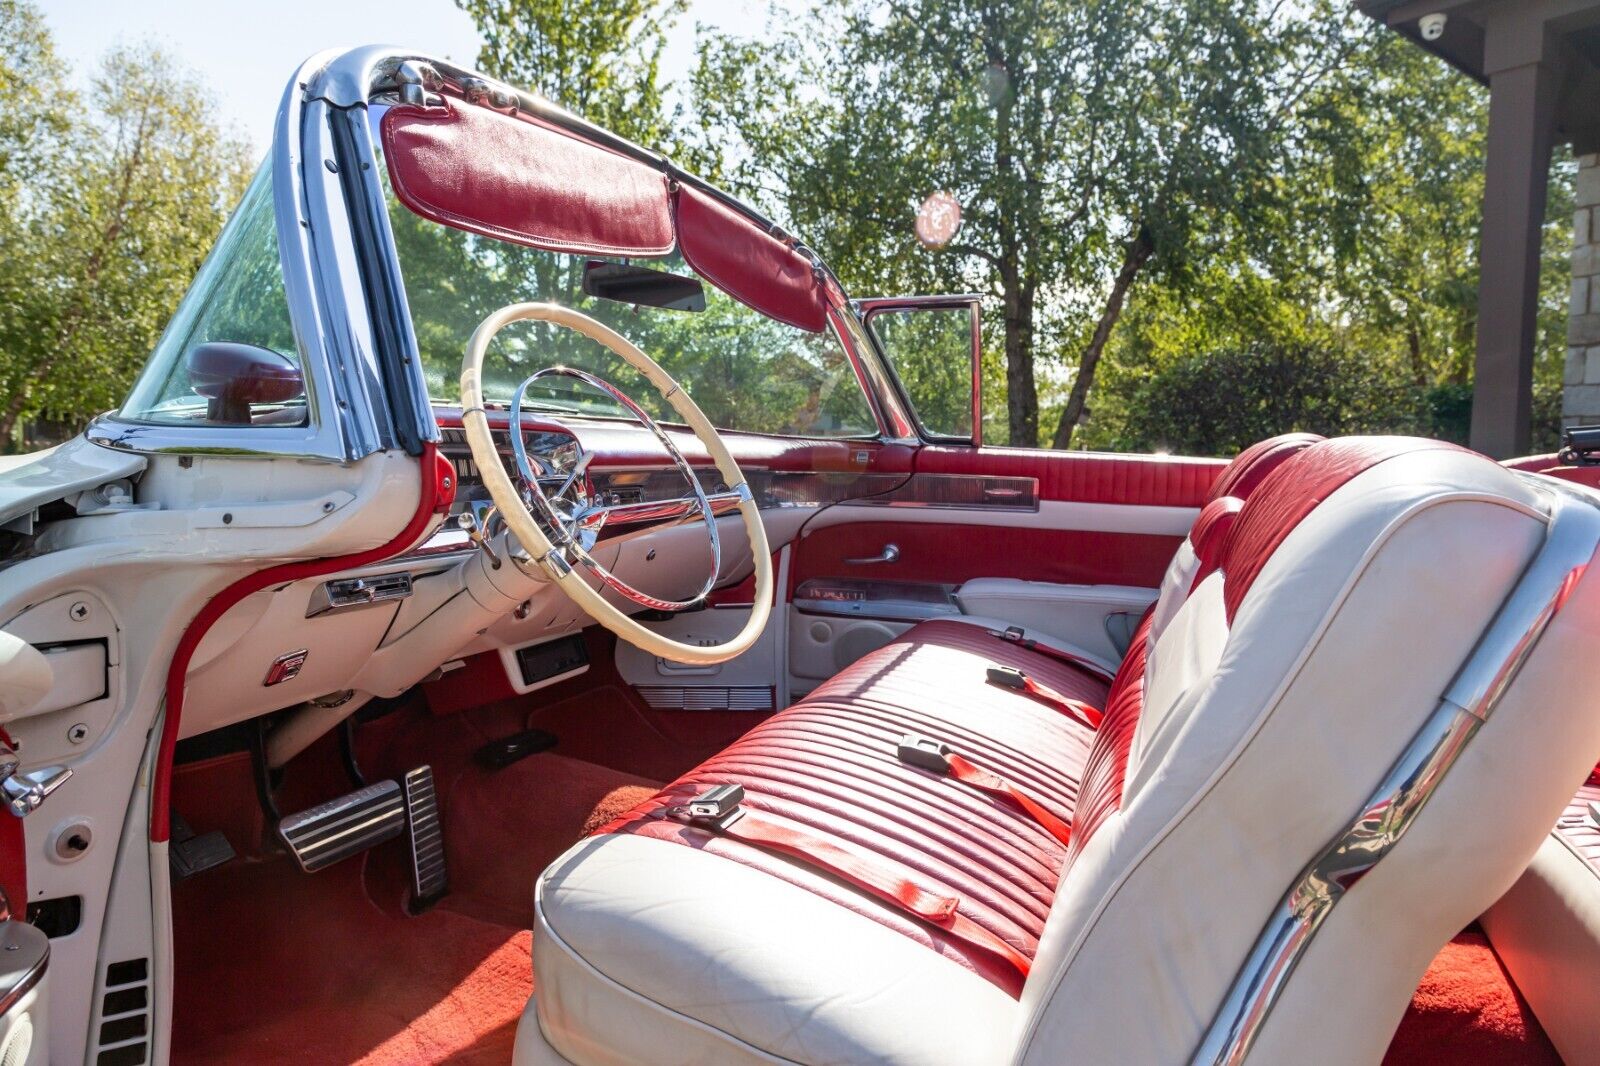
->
[595,434,1323,994]
[601,618,1108,994]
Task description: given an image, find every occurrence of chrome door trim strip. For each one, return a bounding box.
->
[1193,478,1600,1065]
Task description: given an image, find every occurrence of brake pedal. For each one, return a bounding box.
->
[277,780,406,872]
[403,766,448,911]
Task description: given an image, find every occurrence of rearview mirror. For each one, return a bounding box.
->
[859,296,982,443]
[583,260,706,312]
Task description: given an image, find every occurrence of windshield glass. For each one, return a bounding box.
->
[120,164,303,426]
[375,117,877,439]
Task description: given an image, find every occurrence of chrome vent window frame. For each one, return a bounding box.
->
[89,48,440,463]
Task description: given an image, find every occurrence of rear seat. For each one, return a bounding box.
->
[1482,775,1600,1063]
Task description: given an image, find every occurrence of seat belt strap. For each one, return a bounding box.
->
[898,736,1073,848]
[989,626,1116,685]
[985,665,1105,730]
[668,785,1032,977]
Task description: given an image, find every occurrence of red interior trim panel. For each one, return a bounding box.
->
[381,97,674,258]
[792,522,1182,591]
[915,446,1224,506]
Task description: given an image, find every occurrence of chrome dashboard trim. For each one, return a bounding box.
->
[1193,479,1600,1065]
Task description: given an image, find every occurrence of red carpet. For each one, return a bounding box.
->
[172,852,532,1064]
[170,704,669,1064]
[1385,928,1560,1065]
[170,667,1567,1063]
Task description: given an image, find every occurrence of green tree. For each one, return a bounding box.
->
[0,12,251,449]
[691,0,1360,448]
[1081,21,1572,455]
[457,0,686,149]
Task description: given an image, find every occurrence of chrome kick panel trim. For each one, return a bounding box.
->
[1193,480,1600,1065]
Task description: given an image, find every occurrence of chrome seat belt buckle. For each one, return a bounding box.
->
[897,734,952,773]
[986,665,1028,691]
[686,783,744,822]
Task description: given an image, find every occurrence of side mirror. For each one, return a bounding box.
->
[186,342,304,424]
[858,296,982,443]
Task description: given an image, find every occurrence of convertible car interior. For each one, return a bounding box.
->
[1,45,1600,1066]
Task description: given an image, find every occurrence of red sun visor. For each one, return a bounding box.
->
[674,184,829,333]
[380,99,674,258]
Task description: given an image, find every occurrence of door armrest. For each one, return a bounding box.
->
[953,579,1157,663]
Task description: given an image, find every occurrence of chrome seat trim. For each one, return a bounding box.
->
[1194,479,1600,1065]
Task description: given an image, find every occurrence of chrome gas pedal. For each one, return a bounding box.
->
[403,766,449,910]
[277,779,405,872]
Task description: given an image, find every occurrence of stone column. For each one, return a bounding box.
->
[1567,154,1600,430]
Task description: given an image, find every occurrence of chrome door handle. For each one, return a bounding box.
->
[845,543,900,565]
[0,765,71,818]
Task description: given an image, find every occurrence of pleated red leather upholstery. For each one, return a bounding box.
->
[603,619,1108,995]
[1220,437,1461,622]
[1204,432,1324,503]
[1064,612,1152,866]
[1555,783,1600,873]
[915,445,1225,506]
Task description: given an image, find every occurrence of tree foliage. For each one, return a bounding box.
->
[456,0,686,148]
[685,0,1572,455]
[0,1,250,450]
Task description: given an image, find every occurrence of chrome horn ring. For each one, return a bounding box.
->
[507,366,722,613]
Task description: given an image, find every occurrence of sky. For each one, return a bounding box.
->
[37,0,763,154]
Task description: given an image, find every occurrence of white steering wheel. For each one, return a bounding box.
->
[459,302,773,665]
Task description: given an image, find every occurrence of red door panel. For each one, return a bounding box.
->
[791,521,1182,591]
[790,446,1222,592]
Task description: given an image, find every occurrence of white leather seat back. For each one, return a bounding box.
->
[1013,445,1600,1065]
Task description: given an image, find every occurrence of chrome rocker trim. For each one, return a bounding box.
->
[1193,477,1600,1065]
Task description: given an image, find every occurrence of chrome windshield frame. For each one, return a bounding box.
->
[89,48,439,462]
[301,46,920,447]
[90,45,920,459]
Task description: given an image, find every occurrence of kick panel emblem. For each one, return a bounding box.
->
[263,649,309,686]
